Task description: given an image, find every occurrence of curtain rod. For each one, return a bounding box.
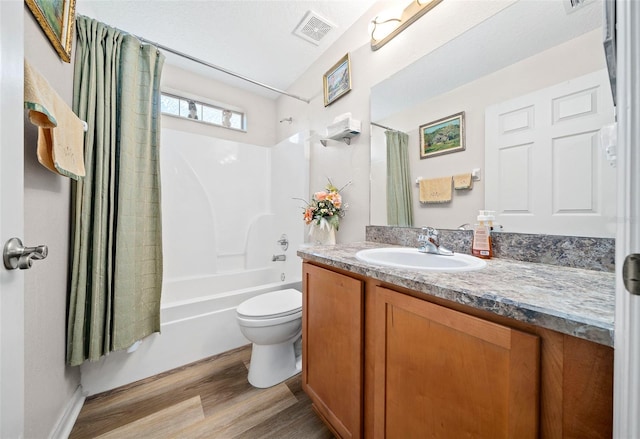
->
[371,122,399,131]
[136,35,311,104]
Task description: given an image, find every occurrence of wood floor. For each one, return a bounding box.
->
[69,345,334,439]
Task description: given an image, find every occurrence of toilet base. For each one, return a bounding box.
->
[247,337,302,388]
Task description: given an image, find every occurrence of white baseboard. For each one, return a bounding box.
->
[49,385,85,439]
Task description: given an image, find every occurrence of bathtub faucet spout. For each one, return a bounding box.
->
[272,254,286,262]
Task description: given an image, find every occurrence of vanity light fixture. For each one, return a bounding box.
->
[370,16,402,43]
[370,0,443,51]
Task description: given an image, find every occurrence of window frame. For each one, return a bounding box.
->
[160,91,247,132]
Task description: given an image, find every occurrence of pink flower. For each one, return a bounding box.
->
[314,191,328,201]
[303,208,314,224]
[327,192,342,208]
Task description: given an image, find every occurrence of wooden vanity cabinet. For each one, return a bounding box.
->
[372,286,540,438]
[302,261,613,439]
[302,263,364,439]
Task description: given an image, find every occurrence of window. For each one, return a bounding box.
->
[160,92,246,131]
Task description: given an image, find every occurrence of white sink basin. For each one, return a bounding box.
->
[355,247,486,272]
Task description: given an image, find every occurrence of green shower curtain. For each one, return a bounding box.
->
[67,16,165,366]
[386,130,414,227]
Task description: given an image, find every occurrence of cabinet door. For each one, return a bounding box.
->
[373,286,540,439]
[303,263,364,439]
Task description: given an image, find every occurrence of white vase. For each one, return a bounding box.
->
[309,221,336,245]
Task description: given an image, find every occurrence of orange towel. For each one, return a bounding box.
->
[24,59,85,180]
[419,177,452,203]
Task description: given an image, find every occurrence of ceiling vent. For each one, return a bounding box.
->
[293,11,335,45]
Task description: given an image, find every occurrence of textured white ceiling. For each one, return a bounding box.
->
[77,0,379,99]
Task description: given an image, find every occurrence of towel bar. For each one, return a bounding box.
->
[416,168,481,185]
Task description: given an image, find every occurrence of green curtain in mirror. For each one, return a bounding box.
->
[67,16,165,366]
[386,130,413,226]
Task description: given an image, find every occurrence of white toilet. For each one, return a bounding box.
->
[236,288,303,388]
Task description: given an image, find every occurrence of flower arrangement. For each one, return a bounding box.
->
[300,179,350,231]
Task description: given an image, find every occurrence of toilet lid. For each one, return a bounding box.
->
[237,289,302,319]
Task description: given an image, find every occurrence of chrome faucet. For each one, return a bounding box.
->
[417,227,454,256]
[276,234,289,251]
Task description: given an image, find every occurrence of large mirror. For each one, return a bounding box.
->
[370,0,616,238]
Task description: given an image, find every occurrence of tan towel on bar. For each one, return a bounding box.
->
[24,59,85,180]
[419,177,452,203]
[453,173,473,190]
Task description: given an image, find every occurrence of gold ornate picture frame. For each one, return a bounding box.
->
[323,53,352,106]
[25,0,77,63]
[419,111,465,159]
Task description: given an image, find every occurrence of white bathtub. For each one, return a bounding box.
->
[162,268,301,326]
[80,268,302,396]
[163,267,286,311]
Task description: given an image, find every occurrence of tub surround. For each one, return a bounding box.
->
[297,240,615,347]
[366,225,615,272]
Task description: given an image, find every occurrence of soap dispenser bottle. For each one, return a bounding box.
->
[472,210,493,259]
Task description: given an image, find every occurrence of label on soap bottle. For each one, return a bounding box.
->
[472,225,492,259]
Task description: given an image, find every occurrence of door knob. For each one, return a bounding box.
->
[3,238,48,270]
[623,253,640,295]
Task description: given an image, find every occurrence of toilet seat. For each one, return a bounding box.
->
[237,288,302,320]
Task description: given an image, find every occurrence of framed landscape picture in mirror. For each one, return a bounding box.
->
[25,0,76,63]
[323,53,352,106]
[419,111,465,159]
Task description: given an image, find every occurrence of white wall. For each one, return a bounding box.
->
[23,7,81,439]
[372,29,606,229]
[275,0,516,243]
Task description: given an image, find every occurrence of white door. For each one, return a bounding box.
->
[0,1,25,437]
[485,69,616,238]
[614,0,640,435]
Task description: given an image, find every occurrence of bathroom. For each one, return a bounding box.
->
[3,0,640,437]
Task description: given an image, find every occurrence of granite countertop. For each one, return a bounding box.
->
[298,241,615,347]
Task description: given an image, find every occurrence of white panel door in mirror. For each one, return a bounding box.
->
[486,69,616,238]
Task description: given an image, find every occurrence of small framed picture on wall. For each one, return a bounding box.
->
[25,0,77,62]
[419,111,465,159]
[323,53,352,106]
